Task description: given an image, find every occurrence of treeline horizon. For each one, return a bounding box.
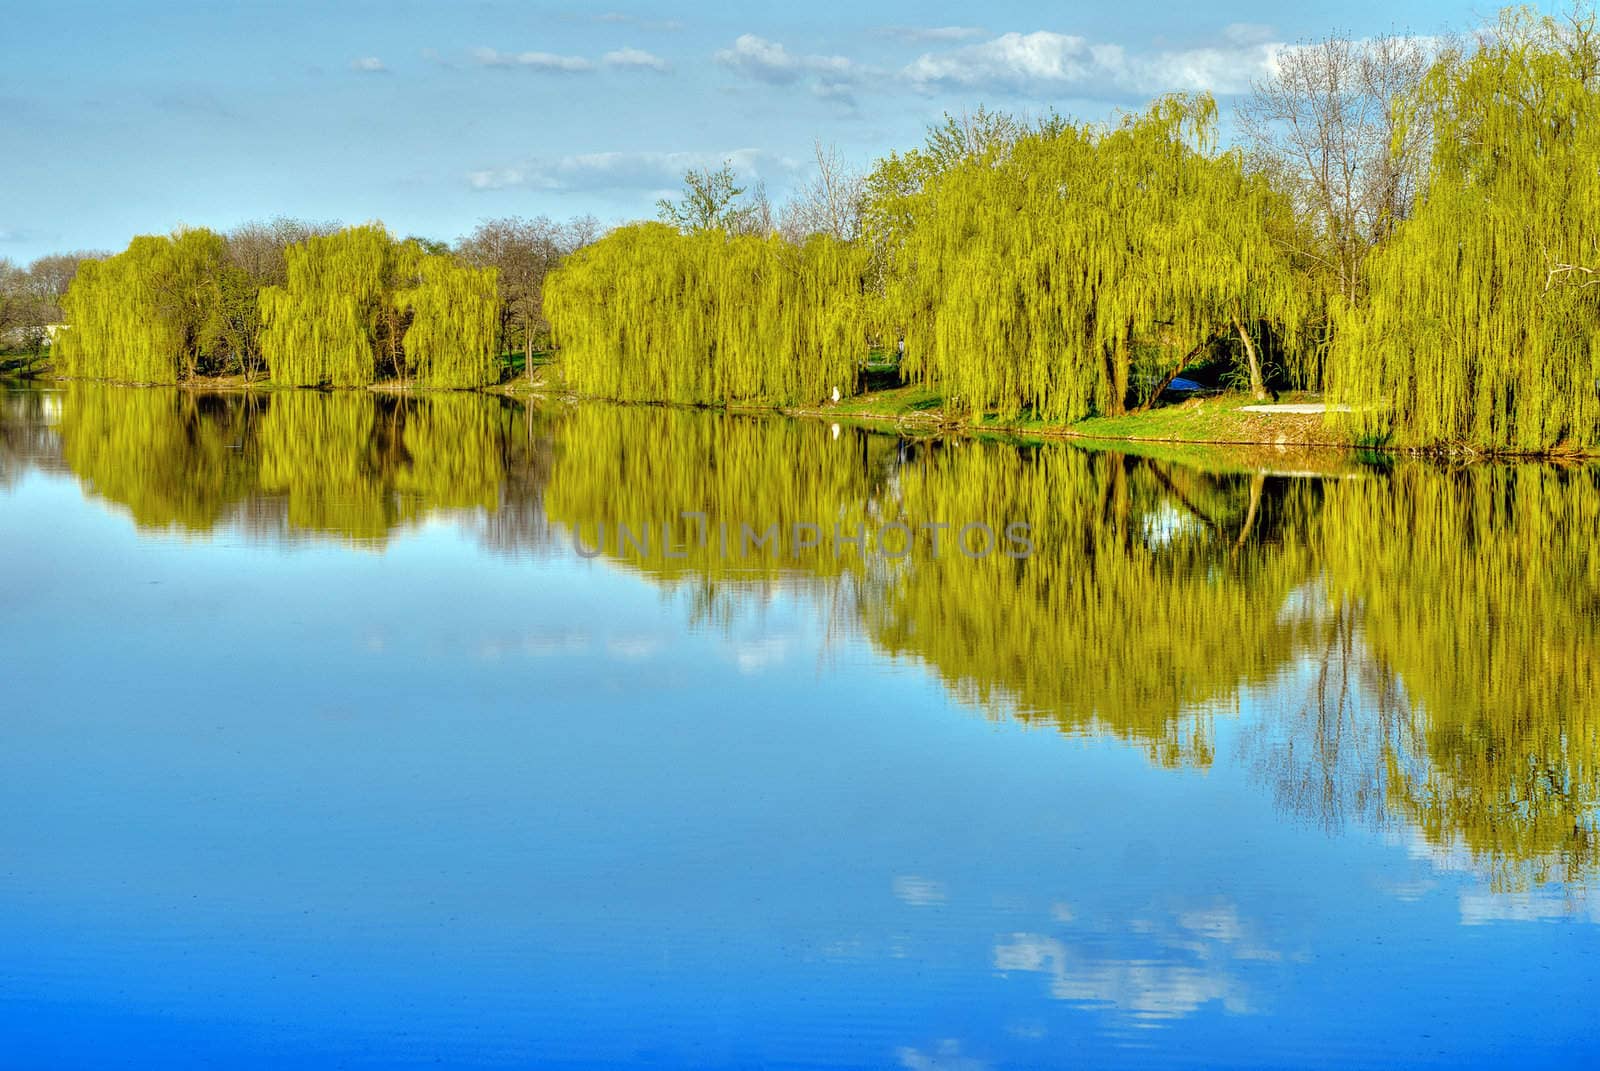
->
[7,5,1600,450]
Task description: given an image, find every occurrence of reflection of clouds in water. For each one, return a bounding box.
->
[1175,904,1245,943]
[728,635,792,674]
[897,1039,989,1071]
[994,900,1278,1021]
[522,629,592,656]
[893,875,947,906]
[1375,876,1439,903]
[605,634,664,660]
[994,933,1248,1021]
[471,630,593,661]
[1460,888,1600,926]
[1393,827,1600,923]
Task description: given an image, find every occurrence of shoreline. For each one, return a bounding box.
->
[9,367,1598,462]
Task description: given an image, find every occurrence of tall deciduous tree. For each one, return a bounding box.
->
[455,215,598,370]
[875,95,1309,422]
[1241,33,1433,303]
[545,222,869,406]
[56,229,229,383]
[1328,7,1600,451]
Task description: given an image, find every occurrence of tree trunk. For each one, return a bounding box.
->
[1233,310,1268,402]
[1104,338,1129,416]
[1134,335,1214,414]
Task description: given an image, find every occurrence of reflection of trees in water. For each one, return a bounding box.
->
[1239,597,1413,836]
[56,384,266,530]
[467,400,560,560]
[11,383,1600,889]
[0,386,66,489]
[541,404,901,631]
[45,383,526,546]
[1316,465,1600,890]
[851,443,1326,767]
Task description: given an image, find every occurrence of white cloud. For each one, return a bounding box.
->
[350,56,387,73]
[603,46,670,72]
[715,33,865,94]
[468,147,793,193]
[714,34,872,108]
[473,47,595,72]
[586,11,682,32]
[903,29,1284,96]
[1224,23,1278,45]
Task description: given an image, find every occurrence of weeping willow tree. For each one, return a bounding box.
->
[259,225,400,387]
[1328,9,1600,452]
[392,252,502,389]
[544,223,870,406]
[1315,461,1600,888]
[876,95,1311,421]
[56,229,230,384]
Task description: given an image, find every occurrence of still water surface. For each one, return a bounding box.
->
[1,384,1598,1068]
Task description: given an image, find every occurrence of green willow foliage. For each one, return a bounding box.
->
[56,229,230,384]
[259,225,500,389]
[544,223,870,406]
[55,224,500,389]
[260,225,397,387]
[1330,10,1600,451]
[876,95,1309,421]
[393,255,501,389]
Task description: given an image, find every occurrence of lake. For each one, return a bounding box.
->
[1,383,1597,1068]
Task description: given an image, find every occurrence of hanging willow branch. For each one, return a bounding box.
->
[876,94,1311,424]
[1327,8,1600,452]
[545,223,870,407]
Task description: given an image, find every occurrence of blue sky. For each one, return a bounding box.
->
[2,0,1482,261]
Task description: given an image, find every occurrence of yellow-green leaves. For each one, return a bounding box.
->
[56,229,229,384]
[259,224,395,387]
[393,253,501,389]
[545,223,869,406]
[258,225,501,388]
[876,95,1308,423]
[1329,9,1600,451]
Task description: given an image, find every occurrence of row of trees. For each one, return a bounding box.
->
[25,6,1600,447]
[543,6,1600,452]
[40,214,597,388]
